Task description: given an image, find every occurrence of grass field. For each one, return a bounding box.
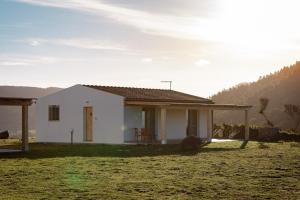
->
[0,140,299,199]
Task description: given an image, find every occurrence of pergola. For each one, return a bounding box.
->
[0,97,35,152]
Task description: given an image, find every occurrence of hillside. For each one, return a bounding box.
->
[211,61,300,130]
[0,86,61,134]
[1,61,300,134]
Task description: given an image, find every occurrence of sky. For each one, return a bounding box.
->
[0,0,299,97]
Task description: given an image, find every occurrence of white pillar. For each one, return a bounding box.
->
[197,109,201,137]
[160,107,167,144]
[245,109,249,141]
[185,108,188,136]
[211,110,214,130]
[207,109,212,141]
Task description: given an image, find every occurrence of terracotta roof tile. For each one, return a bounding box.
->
[83,85,213,103]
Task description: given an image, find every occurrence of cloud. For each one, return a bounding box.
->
[194,59,210,66]
[15,0,216,41]
[141,57,153,63]
[13,0,300,50]
[0,61,30,66]
[22,38,127,51]
[29,40,41,46]
[0,54,71,67]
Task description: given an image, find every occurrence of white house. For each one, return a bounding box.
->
[37,84,251,144]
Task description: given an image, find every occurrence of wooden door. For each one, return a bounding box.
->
[84,107,93,141]
[144,108,155,141]
[187,110,198,136]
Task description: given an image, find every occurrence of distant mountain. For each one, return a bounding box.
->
[0,86,61,134]
[211,61,300,131]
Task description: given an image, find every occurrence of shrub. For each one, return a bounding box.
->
[180,136,204,151]
[0,130,9,139]
[213,124,300,142]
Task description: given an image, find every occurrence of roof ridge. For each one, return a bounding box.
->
[82,84,171,91]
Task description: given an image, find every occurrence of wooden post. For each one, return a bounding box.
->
[160,107,167,144]
[245,109,249,141]
[22,105,29,152]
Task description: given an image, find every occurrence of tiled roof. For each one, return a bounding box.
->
[83,85,213,103]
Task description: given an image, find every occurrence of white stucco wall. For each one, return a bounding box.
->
[36,85,124,144]
[165,109,187,140]
[124,106,143,142]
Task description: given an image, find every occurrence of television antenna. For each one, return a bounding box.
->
[160,81,172,90]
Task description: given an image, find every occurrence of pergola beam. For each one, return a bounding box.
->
[0,98,34,106]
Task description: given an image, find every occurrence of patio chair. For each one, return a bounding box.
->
[141,128,151,143]
[133,128,140,143]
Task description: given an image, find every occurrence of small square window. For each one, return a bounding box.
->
[49,105,60,121]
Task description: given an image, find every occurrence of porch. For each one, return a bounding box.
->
[124,101,251,144]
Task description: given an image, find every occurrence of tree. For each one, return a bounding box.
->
[259,98,274,127]
[284,104,300,132]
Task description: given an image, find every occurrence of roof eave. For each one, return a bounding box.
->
[125,100,251,110]
[0,97,36,106]
[125,98,214,104]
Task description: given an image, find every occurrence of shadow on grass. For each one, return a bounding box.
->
[0,143,240,159]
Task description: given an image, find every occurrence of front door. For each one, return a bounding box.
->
[84,107,93,141]
[144,108,155,141]
[187,110,198,136]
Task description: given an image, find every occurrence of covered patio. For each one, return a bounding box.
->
[125,100,252,144]
[0,97,35,153]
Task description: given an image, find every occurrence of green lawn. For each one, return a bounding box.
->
[0,141,299,200]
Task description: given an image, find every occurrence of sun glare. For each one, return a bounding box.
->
[216,0,300,54]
